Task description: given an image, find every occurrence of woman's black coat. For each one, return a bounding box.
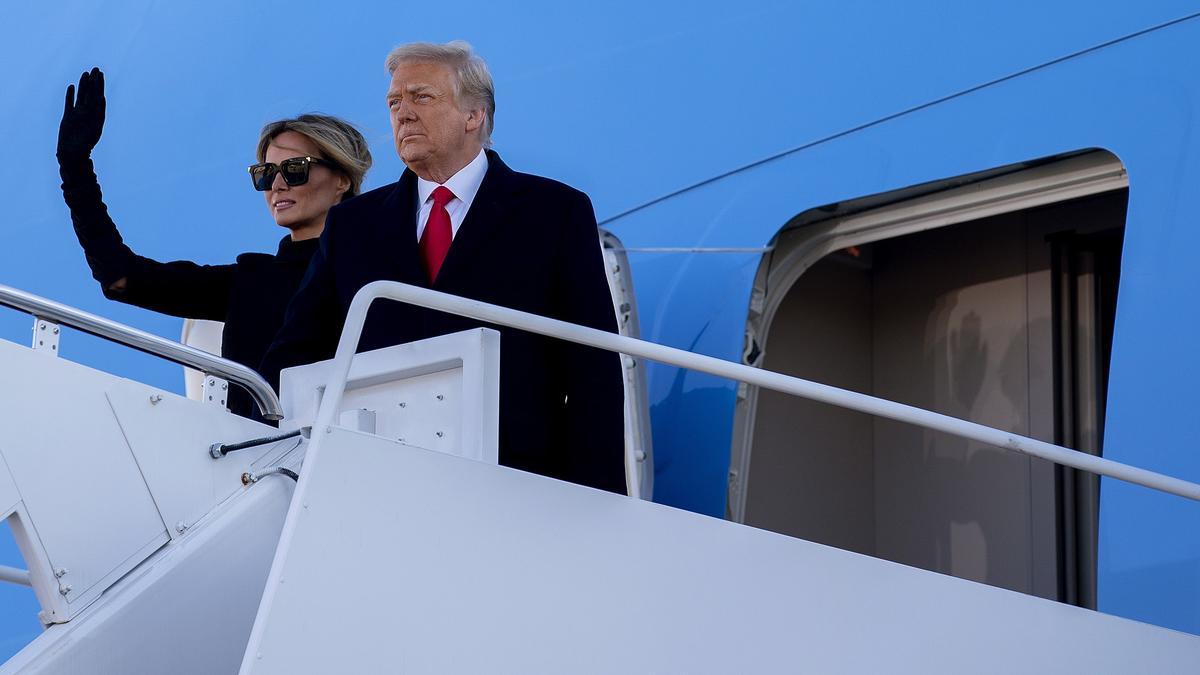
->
[59,156,317,417]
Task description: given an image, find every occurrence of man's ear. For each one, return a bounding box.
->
[465,107,485,133]
[336,174,351,199]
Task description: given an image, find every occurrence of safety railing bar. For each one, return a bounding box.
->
[0,564,31,587]
[312,281,1200,503]
[0,284,283,421]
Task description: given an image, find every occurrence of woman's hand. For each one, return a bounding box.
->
[57,67,106,161]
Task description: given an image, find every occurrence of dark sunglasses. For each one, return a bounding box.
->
[247,156,336,191]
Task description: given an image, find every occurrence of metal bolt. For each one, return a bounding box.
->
[38,322,45,330]
[58,585,71,596]
[436,394,445,401]
[52,327,60,335]
[241,472,254,486]
[175,521,188,534]
[149,394,163,405]
[55,568,68,579]
[325,426,333,434]
[398,402,406,408]
[436,431,444,438]
[221,383,228,390]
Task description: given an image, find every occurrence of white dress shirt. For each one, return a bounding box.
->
[415,148,489,242]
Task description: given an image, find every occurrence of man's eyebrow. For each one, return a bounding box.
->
[386,83,436,100]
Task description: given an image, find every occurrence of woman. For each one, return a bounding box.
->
[57,67,372,416]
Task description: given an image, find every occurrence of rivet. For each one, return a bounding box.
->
[175,522,188,534]
[38,322,45,330]
[436,431,445,438]
[436,394,445,401]
[398,402,406,408]
[221,383,228,390]
[52,327,60,335]
[59,585,71,596]
[149,394,163,405]
[55,568,68,578]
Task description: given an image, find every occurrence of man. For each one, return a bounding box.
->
[260,41,626,494]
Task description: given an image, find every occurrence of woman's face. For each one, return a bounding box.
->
[263,130,349,240]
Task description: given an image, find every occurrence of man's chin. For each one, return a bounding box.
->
[400,146,432,166]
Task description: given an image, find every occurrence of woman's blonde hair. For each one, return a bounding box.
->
[255,114,373,199]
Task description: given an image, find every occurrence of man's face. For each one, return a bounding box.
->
[386,61,483,181]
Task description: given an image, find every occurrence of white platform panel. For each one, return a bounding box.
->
[279,329,500,464]
[2,477,294,675]
[0,340,168,622]
[0,335,291,632]
[106,379,290,540]
[242,428,1200,674]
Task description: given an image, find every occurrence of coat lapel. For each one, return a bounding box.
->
[376,170,427,286]
[433,150,520,287]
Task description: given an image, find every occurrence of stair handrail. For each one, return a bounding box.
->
[0,283,283,421]
[310,280,1200,502]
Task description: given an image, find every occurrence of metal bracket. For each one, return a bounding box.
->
[202,375,229,409]
[31,318,60,356]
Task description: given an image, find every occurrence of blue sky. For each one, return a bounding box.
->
[3,0,1199,661]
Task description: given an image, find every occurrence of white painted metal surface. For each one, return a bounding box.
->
[0,339,168,623]
[242,427,1200,673]
[0,565,30,587]
[106,380,295,541]
[180,318,224,401]
[0,337,285,625]
[29,320,59,355]
[201,375,230,410]
[600,229,654,500]
[1,476,294,675]
[279,328,500,465]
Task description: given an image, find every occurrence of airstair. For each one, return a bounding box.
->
[0,282,1198,673]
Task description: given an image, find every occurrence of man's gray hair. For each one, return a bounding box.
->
[385,40,496,148]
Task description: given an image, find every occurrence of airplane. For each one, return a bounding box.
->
[2,1,1199,669]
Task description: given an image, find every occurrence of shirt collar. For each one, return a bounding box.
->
[416,148,488,207]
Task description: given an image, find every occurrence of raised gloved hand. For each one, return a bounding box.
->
[57,67,106,161]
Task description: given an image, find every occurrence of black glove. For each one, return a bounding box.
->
[57,67,106,162]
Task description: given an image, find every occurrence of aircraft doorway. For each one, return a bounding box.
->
[730,151,1127,605]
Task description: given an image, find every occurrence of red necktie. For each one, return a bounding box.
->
[419,185,455,283]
